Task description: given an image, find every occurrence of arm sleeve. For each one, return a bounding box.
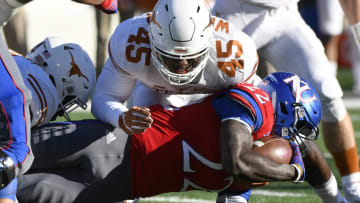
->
[211,94,257,133]
[91,59,136,128]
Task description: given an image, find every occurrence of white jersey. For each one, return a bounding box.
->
[14,56,59,127]
[92,13,259,128]
[214,0,299,11]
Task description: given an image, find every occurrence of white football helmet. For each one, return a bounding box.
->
[149,0,213,85]
[27,37,96,120]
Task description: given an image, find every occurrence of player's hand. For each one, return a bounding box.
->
[118,106,153,135]
[96,0,118,14]
[289,141,305,183]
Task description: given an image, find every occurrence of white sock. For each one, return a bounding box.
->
[328,60,338,77]
[313,173,345,203]
[341,172,360,201]
[342,172,360,185]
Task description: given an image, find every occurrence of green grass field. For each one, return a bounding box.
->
[56,70,360,203]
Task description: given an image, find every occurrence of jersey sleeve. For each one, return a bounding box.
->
[91,59,136,128]
[232,27,259,84]
[211,91,261,133]
[108,13,152,78]
[211,84,274,138]
[92,15,151,128]
[108,19,137,79]
[210,17,259,85]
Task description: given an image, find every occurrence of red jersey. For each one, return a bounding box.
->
[129,83,274,198]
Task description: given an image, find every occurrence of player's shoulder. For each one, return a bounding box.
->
[205,16,258,85]
[13,55,38,74]
[112,12,151,38]
[109,12,152,74]
[229,83,271,103]
[211,16,252,42]
[14,56,55,89]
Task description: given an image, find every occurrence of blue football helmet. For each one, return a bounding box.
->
[258,72,322,154]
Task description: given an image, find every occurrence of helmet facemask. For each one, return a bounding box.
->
[151,43,210,85]
[149,0,213,86]
[284,103,319,156]
[56,80,88,121]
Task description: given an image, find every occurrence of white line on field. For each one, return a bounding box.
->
[252,189,306,197]
[141,190,307,202]
[140,196,213,203]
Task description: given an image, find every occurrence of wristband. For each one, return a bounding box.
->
[350,22,360,50]
[99,0,117,14]
[291,163,304,183]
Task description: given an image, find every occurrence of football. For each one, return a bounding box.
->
[252,136,293,164]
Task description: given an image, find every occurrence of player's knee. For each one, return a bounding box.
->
[321,97,347,122]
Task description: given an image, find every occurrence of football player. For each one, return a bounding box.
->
[0,37,96,203]
[213,0,360,201]
[17,72,317,203]
[91,0,259,137]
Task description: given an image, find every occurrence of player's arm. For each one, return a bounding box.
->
[91,59,136,128]
[339,0,360,48]
[91,59,152,134]
[220,119,301,182]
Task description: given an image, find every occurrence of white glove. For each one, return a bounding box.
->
[0,0,24,27]
[118,106,153,134]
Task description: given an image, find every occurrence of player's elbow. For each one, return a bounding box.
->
[222,157,250,179]
[226,155,260,182]
[235,159,254,179]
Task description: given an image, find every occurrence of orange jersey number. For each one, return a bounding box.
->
[125,27,151,65]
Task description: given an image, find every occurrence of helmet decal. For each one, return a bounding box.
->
[150,13,162,29]
[283,75,317,104]
[203,14,214,32]
[68,51,89,83]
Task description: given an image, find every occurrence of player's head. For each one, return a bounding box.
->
[258,72,322,153]
[148,0,213,85]
[27,37,96,120]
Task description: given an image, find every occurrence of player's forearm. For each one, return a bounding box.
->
[91,60,136,127]
[339,0,360,25]
[91,92,128,128]
[220,120,298,182]
[236,151,297,182]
